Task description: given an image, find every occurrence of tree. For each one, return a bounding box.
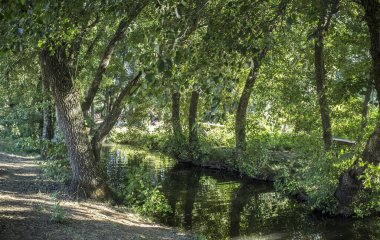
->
[309,0,339,151]
[335,0,380,215]
[1,0,150,197]
[188,89,200,160]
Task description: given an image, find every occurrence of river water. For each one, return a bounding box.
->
[103,144,380,240]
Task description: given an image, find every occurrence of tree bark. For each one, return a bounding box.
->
[40,48,101,198]
[188,90,200,161]
[171,92,184,143]
[314,33,333,151]
[235,49,268,159]
[40,73,54,159]
[41,74,54,142]
[53,105,64,143]
[309,0,339,151]
[335,0,380,215]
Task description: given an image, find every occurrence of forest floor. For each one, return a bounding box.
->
[0,151,191,240]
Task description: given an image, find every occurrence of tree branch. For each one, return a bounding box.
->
[308,0,340,40]
[81,1,149,113]
[92,71,142,143]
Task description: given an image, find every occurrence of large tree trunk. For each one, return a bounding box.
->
[335,0,380,215]
[314,33,333,151]
[235,49,267,159]
[40,48,101,198]
[188,90,200,161]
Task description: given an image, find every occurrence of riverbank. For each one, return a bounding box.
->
[0,151,191,240]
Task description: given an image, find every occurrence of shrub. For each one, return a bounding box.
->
[50,192,69,223]
[40,158,71,182]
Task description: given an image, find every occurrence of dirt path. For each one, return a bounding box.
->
[0,152,190,240]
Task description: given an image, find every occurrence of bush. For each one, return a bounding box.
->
[14,136,40,153]
[50,192,69,223]
[40,159,71,183]
[41,141,67,160]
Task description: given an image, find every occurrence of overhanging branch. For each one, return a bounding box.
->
[92,71,143,143]
[81,0,149,113]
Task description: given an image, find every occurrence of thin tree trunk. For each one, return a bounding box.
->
[41,75,54,141]
[188,90,200,161]
[335,0,380,215]
[235,49,267,159]
[40,48,101,198]
[309,0,339,150]
[53,105,64,143]
[314,33,333,151]
[40,73,54,159]
[235,71,255,159]
[171,92,184,145]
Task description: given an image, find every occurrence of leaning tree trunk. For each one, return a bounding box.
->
[40,48,101,198]
[235,50,267,160]
[335,0,380,215]
[235,73,255,159]
[314,33,333,151]
[188,90,200,161]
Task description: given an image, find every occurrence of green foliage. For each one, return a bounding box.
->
[40,159,71,183]
[109,152,172,219]
[50,192,69,223]
[13,137,40,153]
[273,137,360,214]
[0,136,40,155]
[109,127,166,151]
[39,141,71,182]
[41,141,67,160]
[354,162,380,216]
[190,235,208,240]
[1,0,380,224]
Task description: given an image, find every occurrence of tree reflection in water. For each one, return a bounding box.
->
[104,145,380,240]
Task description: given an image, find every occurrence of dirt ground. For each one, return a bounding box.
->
[0,151,191,240]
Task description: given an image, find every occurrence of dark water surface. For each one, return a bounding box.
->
[103,144,380,240]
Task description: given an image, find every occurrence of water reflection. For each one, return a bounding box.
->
[103,144,380,240]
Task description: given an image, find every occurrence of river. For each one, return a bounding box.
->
[103,144,380,240]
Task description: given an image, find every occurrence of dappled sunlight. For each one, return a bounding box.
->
[2,0,380,239]
[0,152,189,240]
